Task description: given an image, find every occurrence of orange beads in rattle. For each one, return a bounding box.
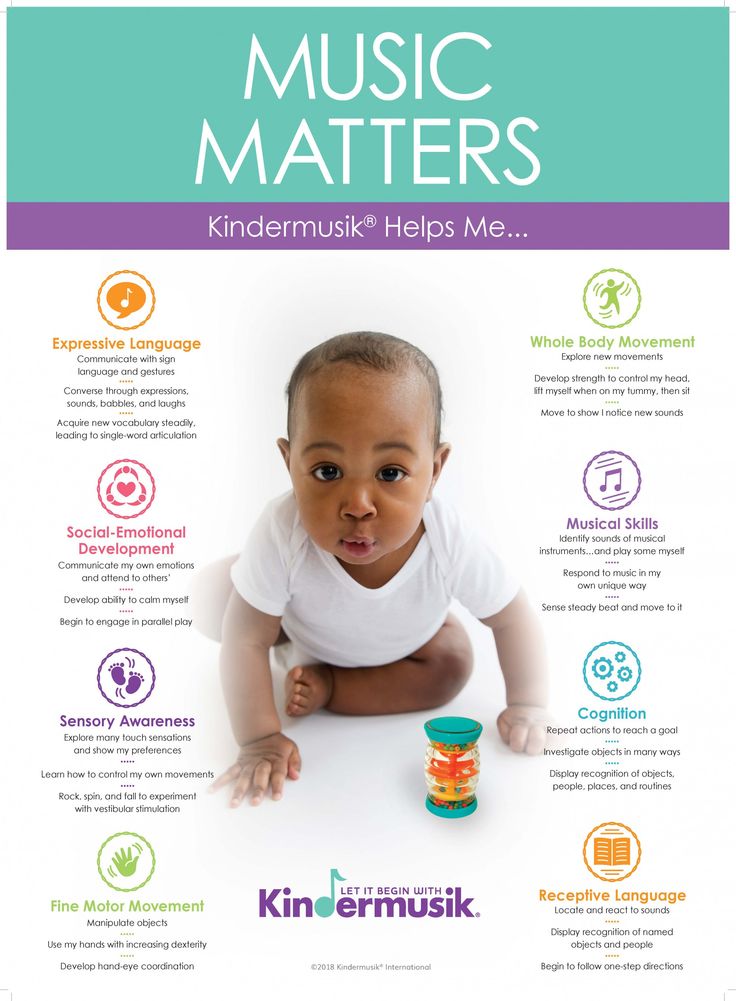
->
[424,716,482,818]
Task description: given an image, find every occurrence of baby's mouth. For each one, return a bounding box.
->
[340,537,377,559]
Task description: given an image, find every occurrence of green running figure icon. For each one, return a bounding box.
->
[600,278,625,314]
[583,268,641,329]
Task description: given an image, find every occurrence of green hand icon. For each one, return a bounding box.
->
[108,843,142,878]
[98,832,155,892]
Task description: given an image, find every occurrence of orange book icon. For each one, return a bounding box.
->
[593,837,631,867]
[584,822,641,882]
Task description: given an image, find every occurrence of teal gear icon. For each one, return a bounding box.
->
[583,640,642,702]
[592,657,614,679]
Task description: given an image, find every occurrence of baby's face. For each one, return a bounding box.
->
[279,363,449,573]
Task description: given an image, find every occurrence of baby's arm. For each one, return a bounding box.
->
[481,590,550,755]
[210,592,301,807]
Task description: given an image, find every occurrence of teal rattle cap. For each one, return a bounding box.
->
[424,716,483,746]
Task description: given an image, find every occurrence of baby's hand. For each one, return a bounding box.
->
[497,705,551,755]
[210,732,301,807]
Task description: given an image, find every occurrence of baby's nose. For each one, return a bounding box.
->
[340,482,377,520]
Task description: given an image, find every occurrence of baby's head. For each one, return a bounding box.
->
[278,332,450,570]
[285,332,443,448]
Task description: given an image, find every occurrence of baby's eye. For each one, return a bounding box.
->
[312,464,342,481]
[377,467,406,483]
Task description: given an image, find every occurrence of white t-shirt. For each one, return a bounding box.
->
[231,491,518,668]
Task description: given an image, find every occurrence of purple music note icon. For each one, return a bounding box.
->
[599,467,622,493]
[583,451,642,511]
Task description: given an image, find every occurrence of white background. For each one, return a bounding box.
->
[1,2,734,1000]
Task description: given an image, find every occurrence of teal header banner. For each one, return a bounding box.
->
[7,6,729,204]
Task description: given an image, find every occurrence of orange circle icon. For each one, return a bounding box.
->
[97,270,155,330]
[583,821,641,882]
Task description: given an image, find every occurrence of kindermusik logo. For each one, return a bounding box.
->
[258,868,478,919]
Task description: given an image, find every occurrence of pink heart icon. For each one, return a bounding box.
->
[117,481,136,498]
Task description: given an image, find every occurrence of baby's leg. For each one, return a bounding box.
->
[286,614,473,716]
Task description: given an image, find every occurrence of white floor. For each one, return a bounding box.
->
[189,602,555,996]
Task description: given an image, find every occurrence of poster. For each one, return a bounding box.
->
[2,4,733,998]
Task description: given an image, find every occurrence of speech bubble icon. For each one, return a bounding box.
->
[107,281,146,319]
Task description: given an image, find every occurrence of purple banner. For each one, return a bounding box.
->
[7,202,728,250]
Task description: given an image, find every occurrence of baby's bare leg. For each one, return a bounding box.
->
[286,614,473,716]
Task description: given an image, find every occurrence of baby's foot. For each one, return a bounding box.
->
[125,671,144,695]
[109,662,127,686]
[285,665,333,717]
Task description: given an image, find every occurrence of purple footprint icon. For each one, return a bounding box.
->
[98,648,155,708]
[109,662,127,686]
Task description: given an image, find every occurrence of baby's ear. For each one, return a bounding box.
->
[277,438,291,470]
[428,443,451,497]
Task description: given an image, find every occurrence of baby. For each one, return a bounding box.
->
[211,332,549,807]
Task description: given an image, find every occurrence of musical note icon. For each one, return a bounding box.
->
[314,868,347,917]
[599,467,622,493]
[583,450,641,511]
[99,271,155,330]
